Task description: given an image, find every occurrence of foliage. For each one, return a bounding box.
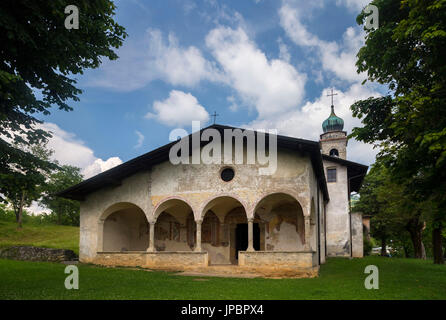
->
[0,0,126,214]
[363,237,373,256]
[356,161,430,258]
[40,165,83,226]
[1,142,57,228]
[353,0,446,263]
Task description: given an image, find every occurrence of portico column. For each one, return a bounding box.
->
[195,220,202,252]
[147,221,156,252]
[247,218,254,252]
[304,216,311,250]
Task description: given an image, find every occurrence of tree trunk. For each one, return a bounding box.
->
[13,206,19,223]
[406,215,425,259]
[433,221,444,264]
[421,241,426,260]
[403,245,411,258]
[381,237,387,256]
[17,191,25,229]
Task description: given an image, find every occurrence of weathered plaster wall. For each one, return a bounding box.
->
[351,212,363,258]
[103,208,149,251]
[79,145,318,266]
[323,159,351,257]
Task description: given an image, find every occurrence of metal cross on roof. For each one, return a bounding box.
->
[211,111,219,124]
[327,88,338,106]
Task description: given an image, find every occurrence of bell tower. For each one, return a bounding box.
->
[320,89,347,159]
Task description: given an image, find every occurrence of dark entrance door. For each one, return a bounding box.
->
[235,223,260,260]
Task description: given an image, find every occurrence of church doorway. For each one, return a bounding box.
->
[235,223,260,260]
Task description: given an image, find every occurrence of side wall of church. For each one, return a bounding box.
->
[79,145,320,263]
[323,159,351,257]
[308,162,327,264]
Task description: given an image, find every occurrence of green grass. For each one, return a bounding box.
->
[0,256,445,299]
[0,221,79,254]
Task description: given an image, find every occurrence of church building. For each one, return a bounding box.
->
[60,101,368,277]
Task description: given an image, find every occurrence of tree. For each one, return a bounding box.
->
[353,0,446,263]
[40,165,83,226]
[0,1,127,209]
[355,163,396,256]
[2,142,56,228]
[356,161,428,258]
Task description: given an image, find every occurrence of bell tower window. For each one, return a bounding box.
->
[329,148,339,157]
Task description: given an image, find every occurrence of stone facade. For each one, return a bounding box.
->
[71,124,365,277]
[78,145,326,274]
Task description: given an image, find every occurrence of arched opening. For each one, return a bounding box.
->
[254,193,305,251]
[154,198,194,251]
[101,203,149,252]
[329,148,339,157]
[202,196,248,265]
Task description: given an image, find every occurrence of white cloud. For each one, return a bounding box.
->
[246,83,381,166]
[206,26,306,119]
[279,1,367,83]
[278,38,291,63]
[82,157,123,180]
[134,130,144,149]
[41,123,122,179]
[86,29,220,91]
[146,90,210,127]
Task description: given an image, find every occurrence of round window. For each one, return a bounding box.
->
[220,168,235,182]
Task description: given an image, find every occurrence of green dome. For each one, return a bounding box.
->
[322,105,344,133]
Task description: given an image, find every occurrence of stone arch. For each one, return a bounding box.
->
[329,148,339,157]
[200,195,248,264]
[199,194,248,221]
[152,197,195,252]
[98,202,149,252]
[152,196,195,222]
[253,192,305,251]
[252,189,309,217]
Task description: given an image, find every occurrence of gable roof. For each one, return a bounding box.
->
[57,124,335,201]
[322,154,368,192]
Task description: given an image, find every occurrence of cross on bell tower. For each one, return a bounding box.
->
[211,111,219,124]
[327,88,338,106]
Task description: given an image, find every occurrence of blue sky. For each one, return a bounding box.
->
[38,0,383,179]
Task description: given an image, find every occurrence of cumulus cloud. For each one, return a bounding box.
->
[146,90,210,127]
[81,157,123,180]
[206,26,306,119]
[85,29,220,91]
[41,123,122,179]
[246,83,381,166]
[279,0,367,83]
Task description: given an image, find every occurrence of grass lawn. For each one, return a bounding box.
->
[0,221,79,254]
[0,256,445,299]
